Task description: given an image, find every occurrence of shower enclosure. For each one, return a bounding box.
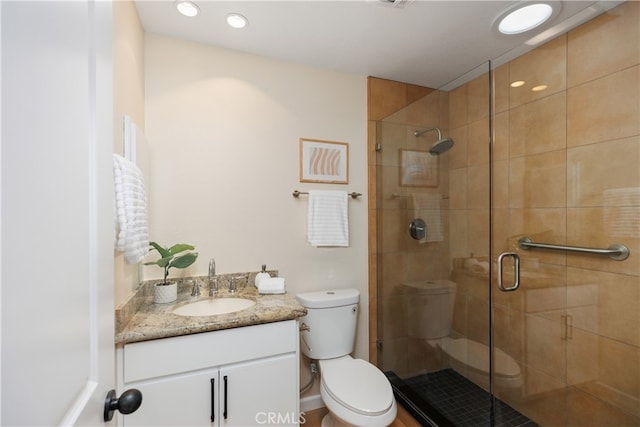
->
[372,2,640,426]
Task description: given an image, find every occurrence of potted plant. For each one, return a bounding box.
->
[145,241,198,303]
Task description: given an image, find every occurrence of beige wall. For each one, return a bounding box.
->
[143,33,370,359]
[113,0,145,304]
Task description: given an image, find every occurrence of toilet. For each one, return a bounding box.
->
[296,289,397,427]
[403,280,523,390]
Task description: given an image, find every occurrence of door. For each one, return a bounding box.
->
[221,354,298,427]
[1,1,116,425]
[491,3,640,425]
[123,369,219,426]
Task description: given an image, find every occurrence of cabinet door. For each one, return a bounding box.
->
[221,354,298,427]
[124,368,219,426]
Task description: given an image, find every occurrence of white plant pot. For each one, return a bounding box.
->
[154,282,177,304]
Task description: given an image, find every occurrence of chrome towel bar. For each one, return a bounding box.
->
[292,190,362,199]
[518,237,629,261]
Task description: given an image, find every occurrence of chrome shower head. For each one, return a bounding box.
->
[414,127,455,155]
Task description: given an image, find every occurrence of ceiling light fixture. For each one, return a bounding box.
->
[494,2,556,35]
[175,1,199,17]
[510,80,526,88]
[226,13,248,29]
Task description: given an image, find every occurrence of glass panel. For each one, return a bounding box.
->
[491,2,640,426]
[376,62,507,426]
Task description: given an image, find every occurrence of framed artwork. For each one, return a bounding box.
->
[299,138,349,184]
[400,149,438,187]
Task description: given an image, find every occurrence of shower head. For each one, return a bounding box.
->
[413,127,455,155]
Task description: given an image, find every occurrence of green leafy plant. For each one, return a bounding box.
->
[145,242,198,285]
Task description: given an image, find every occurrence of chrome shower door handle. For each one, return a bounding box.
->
[497,252,520,292]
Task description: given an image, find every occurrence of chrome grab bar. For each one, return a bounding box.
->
[498,252,520,292]
[518,237,629,261]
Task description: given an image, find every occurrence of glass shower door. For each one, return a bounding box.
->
[377,3,640,426]
[490,3,640,425]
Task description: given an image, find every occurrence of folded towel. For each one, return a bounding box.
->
[258,277,286,294]
[410,193,443,242]
[113,154,149,264]
[307,190,349,247]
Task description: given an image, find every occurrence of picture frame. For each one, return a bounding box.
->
[299,138,349,184]
[400,149,438,187]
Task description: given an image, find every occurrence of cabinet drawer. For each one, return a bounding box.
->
[124,320,297,382]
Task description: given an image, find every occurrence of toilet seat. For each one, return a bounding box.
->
[441,338,521,378]
[320,357,394,416]
[436,337,523,389]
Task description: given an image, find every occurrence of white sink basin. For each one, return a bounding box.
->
[172,297,256,317]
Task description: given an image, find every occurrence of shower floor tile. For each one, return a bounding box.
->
[403,369,538,427]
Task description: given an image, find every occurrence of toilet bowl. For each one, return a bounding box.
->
[403,280,522,390]
[296,289,397,427]
[319,357,396,427]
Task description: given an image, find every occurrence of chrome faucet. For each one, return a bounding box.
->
[208,258,217,296]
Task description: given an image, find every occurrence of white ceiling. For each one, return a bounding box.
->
[134,0,622,89]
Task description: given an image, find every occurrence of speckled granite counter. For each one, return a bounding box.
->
[115,277,307,345]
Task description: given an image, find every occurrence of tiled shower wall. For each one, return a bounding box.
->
[369,1,640,424]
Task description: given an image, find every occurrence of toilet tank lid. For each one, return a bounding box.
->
[296,288,359,308]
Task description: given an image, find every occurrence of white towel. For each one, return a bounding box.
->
[307,190,349,247]
[410,193,443,242]
[113,154,149,264]
[258,277,286,294]
[604,188,640,237]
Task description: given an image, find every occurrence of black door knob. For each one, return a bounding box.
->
[103,388,143,421]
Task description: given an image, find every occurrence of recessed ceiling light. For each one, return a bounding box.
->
[226,13,248,29]
[175,1,199,17]
[531,84,548,92]
[510,80,526,88]
[495,3,555,35]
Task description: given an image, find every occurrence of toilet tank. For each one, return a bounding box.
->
[402,280,456,339]
[296,289,359,360]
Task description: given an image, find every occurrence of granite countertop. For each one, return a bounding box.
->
[115,277,307,345]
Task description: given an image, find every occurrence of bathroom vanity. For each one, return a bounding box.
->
[115,280,306,426]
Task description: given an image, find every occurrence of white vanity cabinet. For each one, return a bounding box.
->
[117,320,299,426]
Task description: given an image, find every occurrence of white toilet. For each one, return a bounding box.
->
[296,289,397,427]
[403,280,522,390]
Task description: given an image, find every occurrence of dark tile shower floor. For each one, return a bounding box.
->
[398,369,538,427]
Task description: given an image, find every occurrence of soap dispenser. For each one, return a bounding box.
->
[255,264,270,287]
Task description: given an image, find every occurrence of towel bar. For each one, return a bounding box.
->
[292,190,362,199]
